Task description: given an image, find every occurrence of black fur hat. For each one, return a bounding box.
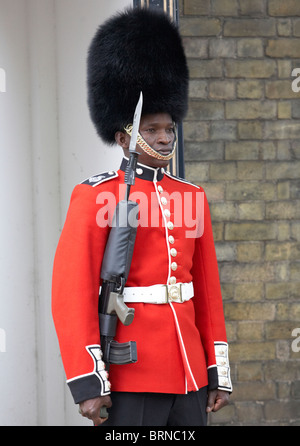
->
[87,7,189,145]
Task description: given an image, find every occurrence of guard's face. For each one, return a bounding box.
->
[117,113,176,168]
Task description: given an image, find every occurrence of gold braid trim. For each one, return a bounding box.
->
[124,124,176,161]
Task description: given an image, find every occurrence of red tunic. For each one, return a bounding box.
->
[52,159,232,403]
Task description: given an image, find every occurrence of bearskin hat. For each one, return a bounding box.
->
[87,7,189,145]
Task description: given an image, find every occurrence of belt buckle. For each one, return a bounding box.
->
[166,283,182,303]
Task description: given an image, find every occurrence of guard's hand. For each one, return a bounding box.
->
[79,395,112,426]
[206,389,230,413]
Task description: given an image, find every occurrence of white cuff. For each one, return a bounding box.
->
[214,342,232,392]
[87,345,111,395]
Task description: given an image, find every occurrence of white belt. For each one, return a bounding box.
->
[123,282,194,304]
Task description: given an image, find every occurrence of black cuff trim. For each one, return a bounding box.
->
[68,374,104,404]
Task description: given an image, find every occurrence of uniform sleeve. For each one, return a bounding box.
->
[191,190,232,393]
[52,184,111,403]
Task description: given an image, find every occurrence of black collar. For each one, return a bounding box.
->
[120,158,165,182]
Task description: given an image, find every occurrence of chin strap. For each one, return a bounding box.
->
[124,124,177,161]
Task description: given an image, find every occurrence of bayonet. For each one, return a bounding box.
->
[124,92,143,194]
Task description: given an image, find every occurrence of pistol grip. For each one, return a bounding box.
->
[107,292,135,326]
[120,307,135,326]
[115,296,135,326]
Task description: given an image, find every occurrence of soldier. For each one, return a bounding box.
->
[52,7,232,426]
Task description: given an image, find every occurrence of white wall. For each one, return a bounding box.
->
[0,0,38,426]
[54,0,127,216]
[0,0,129,426]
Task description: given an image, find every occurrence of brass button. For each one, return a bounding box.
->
[167,221,174,230]
[161,197,167,205]
[169,276,177,284]
[98,360,105,370]
[168,235,175,244]
[170,248,177,257]
[164,209,171,218]
[171,262,178,271]
[157,185,163,193]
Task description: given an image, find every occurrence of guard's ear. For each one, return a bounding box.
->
[115,131,130,149]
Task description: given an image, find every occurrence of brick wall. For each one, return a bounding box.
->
[179,0,300,425]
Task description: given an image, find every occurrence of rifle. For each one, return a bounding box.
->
[98,92,143,418]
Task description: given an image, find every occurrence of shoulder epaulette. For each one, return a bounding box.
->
[81,170,118,187]
[164,170,200,189]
